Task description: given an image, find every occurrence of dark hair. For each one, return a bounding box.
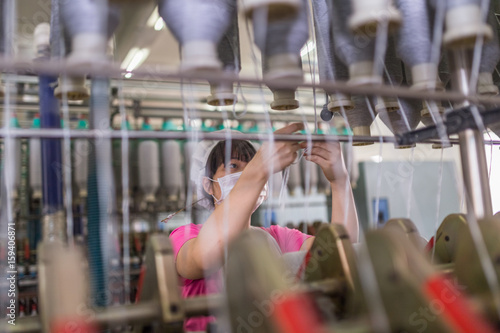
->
[205,140,257,179]
[202,140,256,206]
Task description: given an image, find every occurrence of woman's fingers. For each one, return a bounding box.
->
[274,122,305,135]
[305,154,328,166]
[304,146,333,159]
[299,141,340,151]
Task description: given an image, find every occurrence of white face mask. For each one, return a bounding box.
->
[210,171,268,212]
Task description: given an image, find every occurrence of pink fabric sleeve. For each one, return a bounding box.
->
[169,224,203,261]
[264,225,312,253]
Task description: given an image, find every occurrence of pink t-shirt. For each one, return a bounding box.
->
[169,224,312,332]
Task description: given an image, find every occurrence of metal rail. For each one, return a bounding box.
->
[2,58,500,105]
[0,128,499,145]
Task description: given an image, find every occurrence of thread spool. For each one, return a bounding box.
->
[159,0,235,72]
[442,0,492,48]
[5,117,22,199]
[375,37,403,114]
[29,116,42,199]
[478,9,500,96]
[438,56,450,89]
[207,10,240,106]
[379,98,421,148]
[311,0,354,113]
[183,141,198,199]
[349,0,402,34]
[138,140,160,203]
[395,0,442,92]
[29,138,42,199]
[54,76,89,101]
[74,139,89,199]
[241,0,301,21]
[317,164,331,194]
[161,140,183,201]
[300,158,318,194]
[270,172,283,197]
[332,0,382,86]
[287,162,302,196]
[420,105,452,149]
[60,0,121,67]
[420,105,445,127]
[258,0,309,110]
[348,96,375,146]
[490,123,500,138]
[0,1,3,97]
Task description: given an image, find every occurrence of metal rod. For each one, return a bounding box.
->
[94,301,159,326]
[1,128,499,145]
[184,294,225,317]
[0,316,41,333]
[448,48,493,219]
[2,58,500,105]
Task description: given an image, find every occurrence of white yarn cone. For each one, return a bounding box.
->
[60,0,121,66]
[478,9,500,96]
[349,0,402,33]
[138,140,160,203]
[162,140,183,201]
[207,10,240,106]
[395,0,441,91]
[332,0,381,86]
[74,139,89,198]
[311,0,353,112]
[159,0,235,72]
[258,0,309,110]
[442,0,492,48]
[29,138,42,199]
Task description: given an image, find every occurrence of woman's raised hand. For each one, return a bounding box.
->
[300,140,348,184]
[248,123,304,179]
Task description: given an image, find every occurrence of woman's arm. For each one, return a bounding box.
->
[331,179,359,242]
[300,141,359,243]
[176,123,304,280]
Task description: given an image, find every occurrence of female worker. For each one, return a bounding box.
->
[169,123,359,331]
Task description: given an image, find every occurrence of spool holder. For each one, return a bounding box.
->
[396,105,500,147]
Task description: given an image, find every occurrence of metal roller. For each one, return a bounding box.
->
[138,140,160,204]
[430,213,467,265]
[383,218,427,250]
[303,224,359,318]
[161,140,183,201]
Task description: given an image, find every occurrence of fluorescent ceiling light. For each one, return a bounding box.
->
[126,48,150,72]
[146,7,160,27]
[125,72,133,79]
[121,48,150,72]
[300,41,315,57]
[154,18,165,31]
[121,47,139,69]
